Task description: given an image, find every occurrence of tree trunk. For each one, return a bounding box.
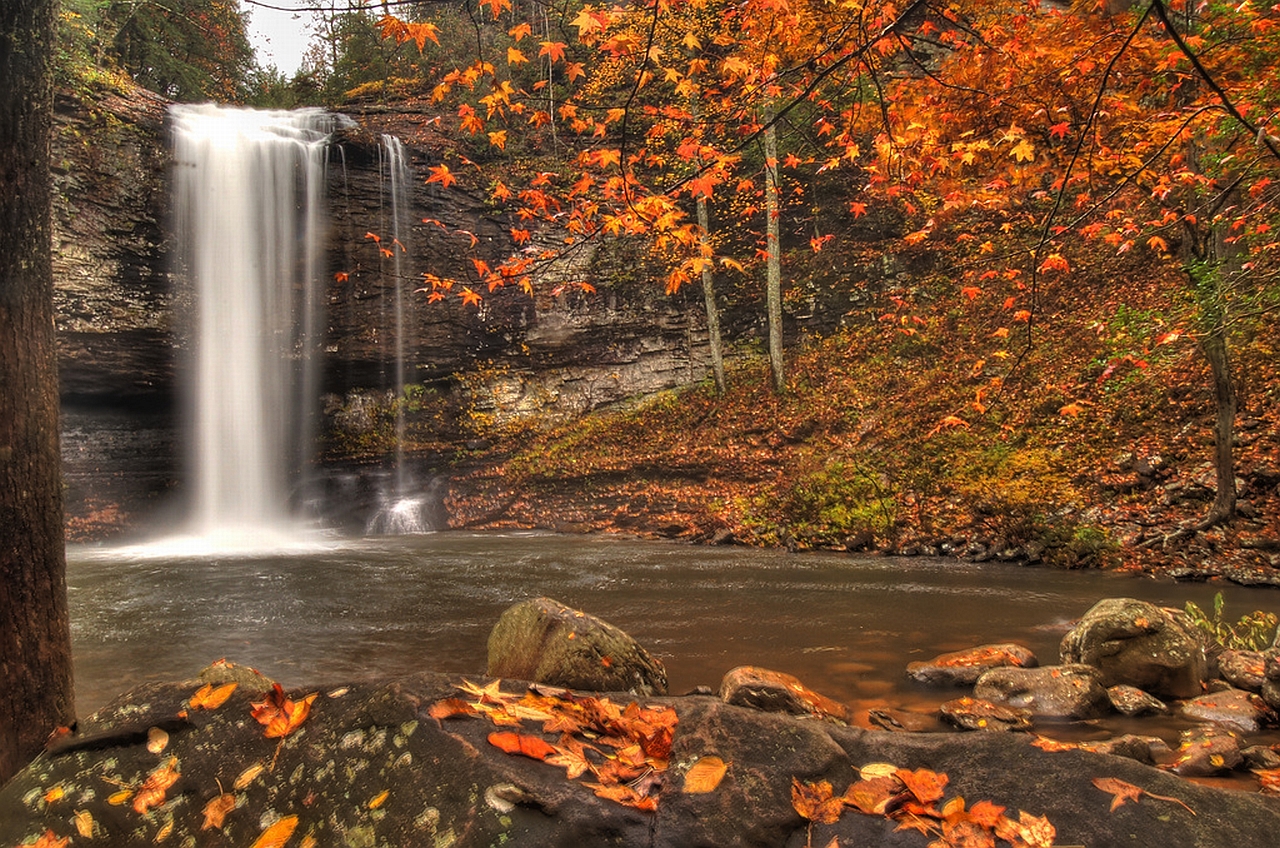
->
[763,109,784,394]
[695,195,727,395]
[1200,325,1238,527]
[0,0,76,784]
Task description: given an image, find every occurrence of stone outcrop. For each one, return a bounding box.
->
[4,673,1280,848]
[487,597,668,695]
[1059,598,1209,698]
[973,664,1112,720]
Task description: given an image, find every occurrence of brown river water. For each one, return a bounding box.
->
[67,532,1280,760]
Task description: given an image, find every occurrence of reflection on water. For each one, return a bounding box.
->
[68,532,1279,741]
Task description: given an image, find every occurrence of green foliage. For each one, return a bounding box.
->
[1185,593,1278,652]
[102,0,255,101]
[749,459,896,548]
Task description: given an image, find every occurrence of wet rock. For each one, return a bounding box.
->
[6,675,1280,848]
[938,696,1033,732]
[1244,744,1280,771]
[1077,734,1167,765]
[866,708,943,733]
[973,664,1111,720]
[1107,684,1168,717]
[905,643,1038,687]
[1170,724,1245,776]
[718,666,850,722]
[198,658,277,695]
[1059,598,1209,698]
[1218,649,1267,692]
[1178,688,1275,733]
[487,597,667,695]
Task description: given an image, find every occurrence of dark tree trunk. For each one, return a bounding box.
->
[1200,326,1238,527]
[0,0,76,784]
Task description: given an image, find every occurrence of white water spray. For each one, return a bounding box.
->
[169,105,342,549]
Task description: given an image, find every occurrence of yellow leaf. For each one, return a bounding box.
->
[1010,139,1036,162]
[234,762,266,790]
[190,681,238,710]
[74,809,95,838]
[368,789,390,809]
[108,789,133,806]
[682,756,728,793]
[251,815,300,848]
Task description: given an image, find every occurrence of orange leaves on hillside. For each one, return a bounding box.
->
[430,679,678,811]
[250,683,317,739]
[797,765,1056,847]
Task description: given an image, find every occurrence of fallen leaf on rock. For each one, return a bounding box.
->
[427,698,478,720]
[488,730,558,761]
[234,762,266,790]
[189,682,238,710]
[202,793,236,830]
[896,767,948,805]
[1255,767,1280,793]
[42,786,64,804]
[682,755,728,793]
[107,789,133,806]
[1092,776,1195,816]
[545,737,596,779]
[858,762,899,779]
[73,809,95,838]
[250,814,299,848]
[994,810,1057,848]
[792,778,844,824]
[584,781,659,811]
[368,789,390,809]
[133,756,180,814]
[842,775,904,815]
[23,830,70,848]
[251,684,317,738]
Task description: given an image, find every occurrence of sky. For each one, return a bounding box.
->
[241,1,314,76]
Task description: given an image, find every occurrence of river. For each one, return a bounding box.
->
[68,531,1279,746]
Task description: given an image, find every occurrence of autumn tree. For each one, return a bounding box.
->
[1,0,76,784]
[102,0,256,100]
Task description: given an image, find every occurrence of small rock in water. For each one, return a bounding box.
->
[938,696,1033,732]
[974,664,1111,720]
[1171,724,1245,776]
[1178,687,1275,733]
[1218,649,1267,692]
[906,643,1038,687]
[1107,684,1168,717]
[719,666,850,722]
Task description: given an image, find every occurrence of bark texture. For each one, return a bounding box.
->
[0,0,76,783]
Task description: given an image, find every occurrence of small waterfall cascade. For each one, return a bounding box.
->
[365,134,430,535]
[169,104,342,549]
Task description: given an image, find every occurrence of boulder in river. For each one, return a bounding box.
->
[487,597,668,695]
[1217,649,1267,692]
[1106,684,1168,717]
[1059,597,1209,698]
[905,643,1038,687]
[973,663,1111,720]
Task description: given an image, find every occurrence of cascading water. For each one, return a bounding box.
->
[168,104,342,550]
[365,134,430,535]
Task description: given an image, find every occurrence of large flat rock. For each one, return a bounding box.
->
[2,673,1278,846]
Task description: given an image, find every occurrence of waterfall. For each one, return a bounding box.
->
[169,104,341,549]
[364,134,430,535]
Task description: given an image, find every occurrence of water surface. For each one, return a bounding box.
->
[69,532,1278,740]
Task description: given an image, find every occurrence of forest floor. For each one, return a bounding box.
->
[441,255,1280,587]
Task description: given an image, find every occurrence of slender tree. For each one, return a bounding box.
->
[0,0,76,784]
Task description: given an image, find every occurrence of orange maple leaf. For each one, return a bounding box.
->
[133,756,180,814]
[427,164,457,189]
[250,683,317,739]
